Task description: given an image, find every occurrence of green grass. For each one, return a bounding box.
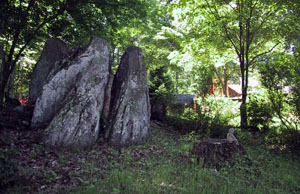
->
[77,123,300,194]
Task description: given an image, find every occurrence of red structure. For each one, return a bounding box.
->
[206,78,242,98]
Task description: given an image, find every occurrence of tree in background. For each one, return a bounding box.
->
[257,0,300,131]
[0,0,150,106]
[169,0,283,129]
[138,1,180,103]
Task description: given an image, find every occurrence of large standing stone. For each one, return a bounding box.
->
[28,38,68,106]
[106,46,151,145]
[31,36,109,148]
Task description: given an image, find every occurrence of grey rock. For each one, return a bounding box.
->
[31,36,109,148]
[31,37,105,129]
[29,38,68,106]
[106,46,151,145]
[13,106,25,113]
[172,94,194,105]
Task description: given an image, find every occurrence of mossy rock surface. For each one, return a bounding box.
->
[29,38,68,106]
[31,36,109,149]
[106,46,151,145]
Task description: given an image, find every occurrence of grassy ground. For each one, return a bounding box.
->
[1,121,300,193]
[78,122,300,194]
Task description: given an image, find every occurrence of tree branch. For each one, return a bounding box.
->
[6,0,35,71]
[10,2,67,75]
[248,7,279,46]
[204,0,241,56]
[249,42,280,66]
[223,22,241,56]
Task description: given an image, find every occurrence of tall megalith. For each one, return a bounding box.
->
[28,38,68,106]
[106,46,151,145]
[31,36,109,148]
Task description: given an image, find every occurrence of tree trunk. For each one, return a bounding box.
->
[0,44,3,76]
[239,0,248,131]
[7,67,16,99]
[240,101,247,130]
[0,62,12,107]
[223,78,228,97]
[0,79,5,107]
[0,45,4,106]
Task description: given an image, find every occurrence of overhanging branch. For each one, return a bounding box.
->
[10,2,68,75]
[249,42,280,66]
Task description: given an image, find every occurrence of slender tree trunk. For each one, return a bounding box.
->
[0,45,4,106]
[0,81,4,107]
[224,78,228,96]
[0,44,3,75]
[8,67,16,98]
[0,63,11,106]
[0,0,66,106]
[239,0,248,130]
[213,66,227,96]
[240,60,248,130]
[176,72,178,94]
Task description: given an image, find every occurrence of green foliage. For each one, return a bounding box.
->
[279,129,300,152]
[168,0,284,128]
[149,66,175,104]
[167,116,200,135]
[196,96,240,125]
[0,0,153,104]
[169,96,240,138]
[248,92,275,134]
[259,52,300,130]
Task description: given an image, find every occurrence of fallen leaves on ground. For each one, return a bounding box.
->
[0,110,180,193]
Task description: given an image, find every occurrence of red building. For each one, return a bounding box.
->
[204,78,242,100]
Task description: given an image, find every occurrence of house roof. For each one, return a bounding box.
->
[172,94,194,105]
[228,84,242,95]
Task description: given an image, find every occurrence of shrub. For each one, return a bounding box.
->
[247,92,274,135]
[169,95,240,138]
[280,129,300,152]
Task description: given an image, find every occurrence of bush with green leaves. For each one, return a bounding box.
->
[259,52,300,128]
[195,95,240,124]
[258,53,300,151]
[280,129,300,152]
[247,91,274,134]
[169,95,240,138]
[148,66,175,105]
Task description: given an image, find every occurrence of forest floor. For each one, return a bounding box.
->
[1,109,300,194]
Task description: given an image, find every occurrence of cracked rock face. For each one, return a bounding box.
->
[29,38,69,106]
[106,46,151,145]
[31,36,109,148]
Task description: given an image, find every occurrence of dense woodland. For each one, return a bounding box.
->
[1,0,300,193]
